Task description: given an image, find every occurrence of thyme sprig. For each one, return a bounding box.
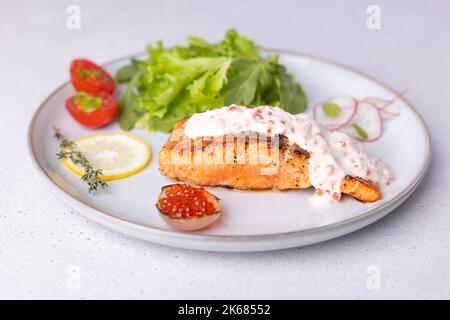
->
[53,128,108,193]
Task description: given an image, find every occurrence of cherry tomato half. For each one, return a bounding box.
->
[66,91,118,128]
[70,59,116,95]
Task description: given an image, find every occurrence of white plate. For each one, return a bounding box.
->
[28,50,431,252]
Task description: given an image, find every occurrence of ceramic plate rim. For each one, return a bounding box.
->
[27,48,431,247]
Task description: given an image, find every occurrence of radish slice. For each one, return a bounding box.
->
[342,101,383,142]
[381,99,401,117]
[380,108,400,119]
[363,97,388,108]
[313,97,357,130]
[363,91,404,119]
[363,97,400,119]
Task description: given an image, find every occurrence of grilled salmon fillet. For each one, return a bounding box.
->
[158,118,381,202]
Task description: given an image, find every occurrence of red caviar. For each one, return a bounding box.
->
[158,184,217,219]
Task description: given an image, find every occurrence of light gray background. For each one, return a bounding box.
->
[1,0,449,299]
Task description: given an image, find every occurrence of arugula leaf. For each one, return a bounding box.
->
[224,56,279,106]
[224,58,262,105]
[116,65,139,83]
[274,64,305,114]
[118,72,145,130]
[116,59,145,83]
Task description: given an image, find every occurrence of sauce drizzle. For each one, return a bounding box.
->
[184,105,392,205]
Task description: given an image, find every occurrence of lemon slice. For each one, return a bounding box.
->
[62,133,151,181]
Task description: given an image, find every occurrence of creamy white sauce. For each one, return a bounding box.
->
[184,105,392,205]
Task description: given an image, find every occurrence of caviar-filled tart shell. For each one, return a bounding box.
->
[156,184,221,231]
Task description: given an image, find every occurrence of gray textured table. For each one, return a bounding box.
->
[1,0,449,299]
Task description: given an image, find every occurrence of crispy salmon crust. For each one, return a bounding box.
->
[158,118,381,202]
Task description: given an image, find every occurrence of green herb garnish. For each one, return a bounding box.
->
[116,59,142,83]
[352,123,368,140]
[72,92,103,112]
[322,102,342,119]
[53,128,108,193]
[118,73,144,130]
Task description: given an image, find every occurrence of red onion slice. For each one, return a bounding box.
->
[313,97,357,130]
[342,101,383,142]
